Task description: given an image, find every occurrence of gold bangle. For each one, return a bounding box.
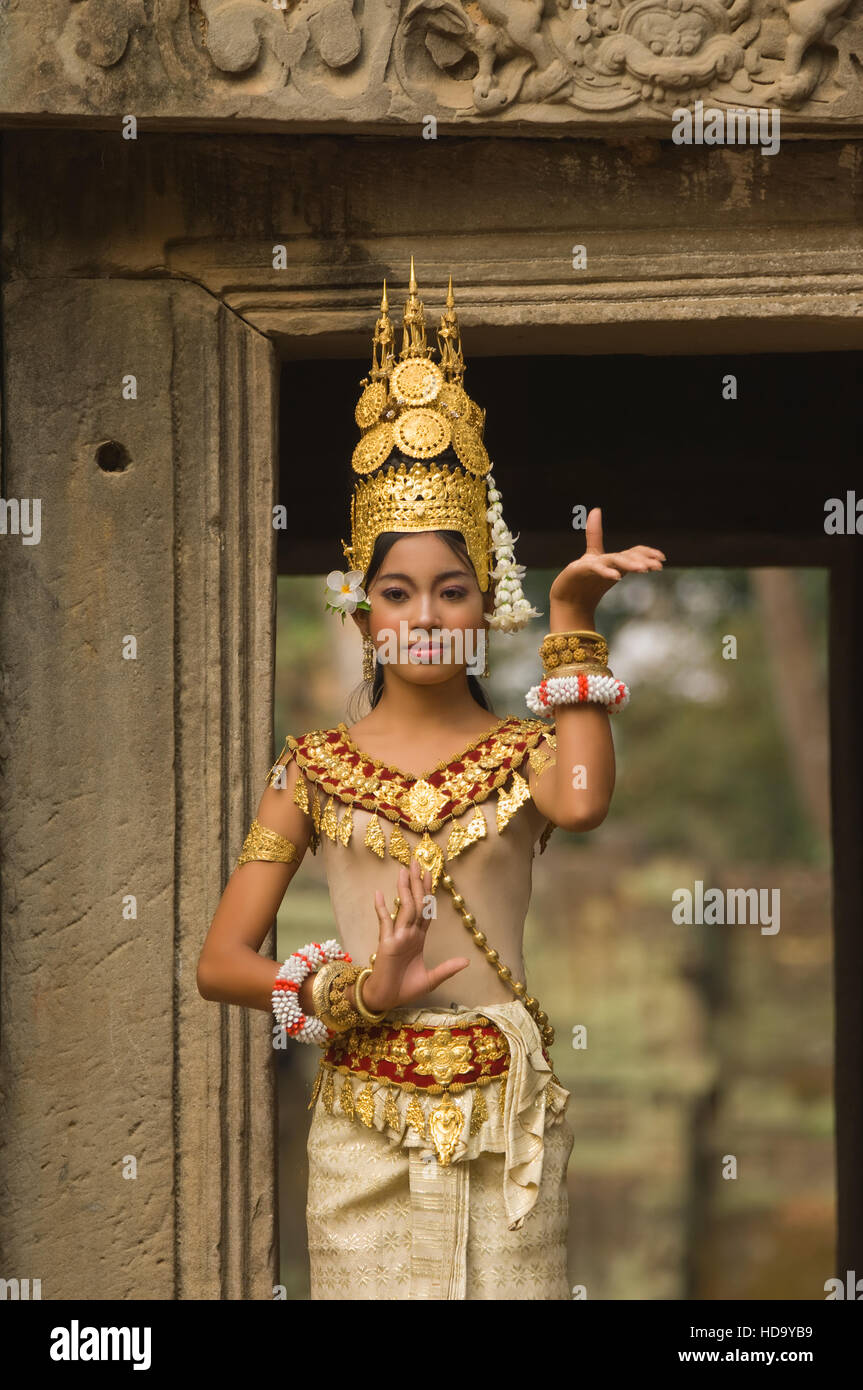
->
[312,961,341,1021]
[540,630,608,673]
[354,967,387,1023]
[326,964,363,1031]
[313,960,362,1032]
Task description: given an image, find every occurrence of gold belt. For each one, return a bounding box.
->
[309,1017,556,1164]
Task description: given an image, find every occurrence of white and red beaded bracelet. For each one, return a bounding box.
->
[272,938,352,1045]
[525,672,631,716]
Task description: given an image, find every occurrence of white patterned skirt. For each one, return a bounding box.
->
[304,1000,573,1300]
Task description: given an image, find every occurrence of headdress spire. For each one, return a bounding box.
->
[369,279,395,381]
[437,273,466,384]
[400,255,431,360]
[340,261,540,631]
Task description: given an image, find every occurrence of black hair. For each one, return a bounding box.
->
[345,526,495,720]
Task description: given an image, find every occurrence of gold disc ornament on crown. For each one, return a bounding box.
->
[352,420,395,474]
[354,380,389,429]
[390,357,444,407]
[451,419,490,476]
[393,407,452,460]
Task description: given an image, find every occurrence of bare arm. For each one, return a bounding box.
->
[196,751,469,1023]
[529,507,665,832]
[529,697,616,833]
[196,752,317,1014]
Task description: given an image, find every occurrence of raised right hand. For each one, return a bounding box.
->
[362,857,470,1012]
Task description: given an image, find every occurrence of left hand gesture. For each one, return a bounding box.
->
[550,507,665,616]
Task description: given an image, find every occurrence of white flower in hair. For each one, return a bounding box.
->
[325,570,370,618]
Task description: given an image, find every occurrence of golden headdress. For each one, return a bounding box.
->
[339,259,541,632]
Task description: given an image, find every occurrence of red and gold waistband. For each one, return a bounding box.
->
[321,1015,550,1093]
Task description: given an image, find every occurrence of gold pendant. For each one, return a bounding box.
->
[293,772,310,815]
[308,1062,323,1110]
[388,822,412,867]
[496,769,531,833]
[339,1077,355,1120]
[321,795,339,841]
[469,1084,488,1136]
[383,1085,401,1132]
[428,1092,464,1166]
[322,1067,335,1114]
[406,1094,426,1139]
[414,831,444,891]
[355,1082,376,1127]
[445,804,487,861]
[337,803,353,846]
[365,811,386,858]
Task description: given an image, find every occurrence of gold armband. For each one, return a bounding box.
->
[236,818,298,869]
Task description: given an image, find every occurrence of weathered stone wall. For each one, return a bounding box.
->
[3,130,862,358]
[0,267,278,1298]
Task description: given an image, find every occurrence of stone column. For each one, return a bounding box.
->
[0,278,279,1298]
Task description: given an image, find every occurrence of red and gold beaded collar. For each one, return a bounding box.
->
[267,715,557,883]
[275,715,550,833]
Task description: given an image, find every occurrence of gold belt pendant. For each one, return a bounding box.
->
[428,1091,464,1166]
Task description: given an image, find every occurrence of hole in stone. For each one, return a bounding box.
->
[95,440,131,473]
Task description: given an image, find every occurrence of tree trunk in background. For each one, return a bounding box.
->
[749,569,831,844]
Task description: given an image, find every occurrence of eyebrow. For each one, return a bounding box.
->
[376,570,471,584]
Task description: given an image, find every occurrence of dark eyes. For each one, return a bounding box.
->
[381,587,467,601]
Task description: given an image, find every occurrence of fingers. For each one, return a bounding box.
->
[389,860,432,931]
[599,552,661,574]
[377,860,433,945]
[425,957,471,991]
[583,506,604,555]
[374,889,394,941]
[407,856,432,923]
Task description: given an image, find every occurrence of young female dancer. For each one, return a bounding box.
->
[197,267,664,1298]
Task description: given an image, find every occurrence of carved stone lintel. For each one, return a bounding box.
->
[2,0,863,127]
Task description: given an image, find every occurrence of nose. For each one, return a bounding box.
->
[408,592,439,632]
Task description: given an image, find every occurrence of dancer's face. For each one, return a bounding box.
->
[354,533,490,685]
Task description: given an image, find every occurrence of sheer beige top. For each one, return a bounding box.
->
[271,715,558,1010]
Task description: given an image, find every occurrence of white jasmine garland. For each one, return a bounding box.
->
[485,472,542,632]
[272,938,352,1045]
[525,672,631,716]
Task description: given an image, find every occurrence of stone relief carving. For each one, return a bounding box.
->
[41,0,863,121]
[192,0,398,106]
[393,0,862,111]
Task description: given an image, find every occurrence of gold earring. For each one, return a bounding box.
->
[362,634,376,681]
[482,629,489,678]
